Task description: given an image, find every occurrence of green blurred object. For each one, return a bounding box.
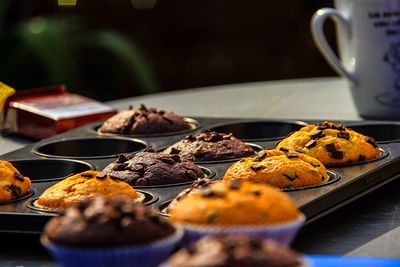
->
[0,8,159,100]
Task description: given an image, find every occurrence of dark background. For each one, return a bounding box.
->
[0,0,337,101]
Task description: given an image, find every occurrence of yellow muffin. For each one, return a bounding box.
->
[223,149,328,189]
[0,160,31,203]
[170,181,300,225]
[276,121,380,166]
[37,170,141,210]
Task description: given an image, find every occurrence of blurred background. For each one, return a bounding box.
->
[0,0,336,101]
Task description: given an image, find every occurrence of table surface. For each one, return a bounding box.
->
[2,77,400,266]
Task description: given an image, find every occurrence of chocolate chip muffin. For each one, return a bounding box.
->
[166,178,214,213]
[100,149,205,186]
[0,160,31,203]
[43,197,176,247]
[37,170,142,210]
[164,131,255,162]
[276,121,381,166]
[223,149,328,189]
[98,104,191,135]
[170,181,300,226]
[167,235,304,267]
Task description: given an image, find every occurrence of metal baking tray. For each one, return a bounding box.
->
[1,117,400,234]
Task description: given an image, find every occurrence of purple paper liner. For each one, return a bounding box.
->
[41,226,183,267]
[179,213,305,246]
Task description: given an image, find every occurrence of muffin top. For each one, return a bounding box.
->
[164,131,255,162]
[169,181,300,225]
[37,170,140,210]
[276,121,380,166]
[168,235,302,267]
[100,149,205,186]
[167,178,214,213]
[98,104,190,135]
[44,197,175,247]
[223,149,328,189]
[0,160,31,203]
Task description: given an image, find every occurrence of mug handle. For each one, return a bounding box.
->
[311,8,357,84]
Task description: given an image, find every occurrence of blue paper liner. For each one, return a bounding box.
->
[41,226,183,267]
[179,213,305,246]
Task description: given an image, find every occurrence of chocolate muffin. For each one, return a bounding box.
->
[100,149,205,186]
[43,197,176,248]
[98,104,191,135]
[164,131,255,162]
[167,235,303,267]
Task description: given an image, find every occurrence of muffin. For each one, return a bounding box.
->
[100,149,205,187]
[165,235,304,267]
[98,104,191,135]
[36,170,142,210]
[0,160,31,203]
[41,197,183,267]
[166,178,214,213]
[169,181,304,245]
[276,121,381,166]
[164,131,255,162]
[223,149,328,189]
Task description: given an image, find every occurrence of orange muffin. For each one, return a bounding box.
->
[37,170,142,210]
[169,181,303,245]
[0,160,31,203]
[276,121,380,166]
[223,149,328,189]
[170,181,300,225]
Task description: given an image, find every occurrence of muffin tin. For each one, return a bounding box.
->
[1,117,400,234]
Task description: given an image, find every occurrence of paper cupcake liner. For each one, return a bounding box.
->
[41,226,183,267]
[180,213,305,246]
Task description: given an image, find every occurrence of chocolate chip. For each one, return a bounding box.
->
[128,105,133,110]
[112,164,126,171]
[116,154,128,163]
[170,154,181,162]
[286,153,299,159]
[337,131,350,140]
[325,143,336,153]
[317,122,329,130]
[295,149,306,154]
[136,178,148,186]
[279,147,289,152]
[169,147,181,155]
[160,157,176,165]
[311,163,320,167]
[186,134,197,142]
[305,139,317,149]
[96,173,107,179]
[330,151,344,159]
[250,164,264,171]
[250,190,262,196]
[201,189,225,198]
[310,130,326,139]
[207,212,220,223]
[283,173,298,181]
[157,110,165,115]
[13,172,25,182]
[358,154,366,161]
[331,123,346,131]
[139,103,148,111]
[366,136,378,148]
[7,185,21,198]
[254,150,267,161]
[81,172,94,178]
[239,158,246,163]
[229,180,241,190]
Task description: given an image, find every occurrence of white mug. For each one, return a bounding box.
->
[312,0,400,119]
